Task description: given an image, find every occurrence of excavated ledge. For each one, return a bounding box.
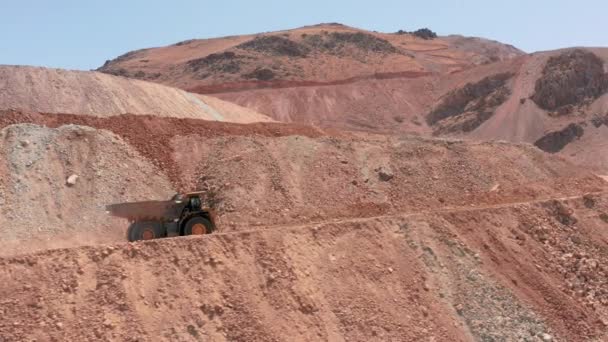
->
[1,194,607,341]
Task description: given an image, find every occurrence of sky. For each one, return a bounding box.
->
[1,0,607,70]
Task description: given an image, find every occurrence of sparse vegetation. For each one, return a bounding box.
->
[238,32,400,58]
[186,52,242,74]
[591,114,608,128]
[244,67,275,81]
[411,28,438,40]
[427,73,514,132]
[186,325,199,337]
[98,49,148,71]
[583,194,596,208]
[303,32,398,54]
[148,72,162,79]
[534,123,584,153]
[103,68,130,77]
[237,36,310,57]
[101,68,160,80]
[318,22,346,27]
[395,28,438,40]
[174,39,195,46]
[531,49,608,112]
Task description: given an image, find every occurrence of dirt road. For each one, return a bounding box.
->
[1,191,608,341]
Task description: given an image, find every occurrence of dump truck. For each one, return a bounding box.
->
[106,191,216,242]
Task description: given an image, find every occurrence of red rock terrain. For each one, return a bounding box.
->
[1,23,607,342]
[1,191,608,341]
[97,24,521,134]
[98,24,521,90]
[99,25,608,173]
[1,107,608,341]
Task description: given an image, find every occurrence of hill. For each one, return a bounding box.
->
[1,23,607,342]
[427,48,608,172]
[97,26,607,172]
[97,24,521,91]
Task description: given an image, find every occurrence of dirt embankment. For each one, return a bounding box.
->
[173,133,606,230]
[1,194,607,341]
[0,123,174,255]
[0,110,328,192]
[0,65,272,123]
[1,110,607,255]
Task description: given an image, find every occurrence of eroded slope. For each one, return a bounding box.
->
[0,124,174,255]
[1,111,606,254]
[1,195,607,341]
[0,65,272,123]
[97,24,522,90]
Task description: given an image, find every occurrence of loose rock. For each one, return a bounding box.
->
[66,174,79,186]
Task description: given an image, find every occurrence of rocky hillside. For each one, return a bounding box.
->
[447,48,608,172]
[1,22,607,342]
[97,23,522,91]
[213,47,608,172]
[2,110,606,255]
[96,25,608,174]
[1,193,608,341]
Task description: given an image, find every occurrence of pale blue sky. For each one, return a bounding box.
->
[1,0,607,70]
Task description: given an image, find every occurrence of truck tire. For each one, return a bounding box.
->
[127,221,164,242]
[184,217,214,236]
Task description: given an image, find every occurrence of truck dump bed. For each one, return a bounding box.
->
[106,200,184,221]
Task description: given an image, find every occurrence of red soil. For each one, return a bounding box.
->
[0,110,332,190]
[187,70,433,94]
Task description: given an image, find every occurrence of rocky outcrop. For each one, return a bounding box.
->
[396,28,438,40]
[534,123,585,153]
[427,73,513,134]
[531,50,608,113]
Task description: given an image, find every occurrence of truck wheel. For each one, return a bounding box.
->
[127,221,164,242]
[184,217,214,236]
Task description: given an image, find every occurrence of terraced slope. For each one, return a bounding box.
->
[2,110,606,254]
[1,193,607,341]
